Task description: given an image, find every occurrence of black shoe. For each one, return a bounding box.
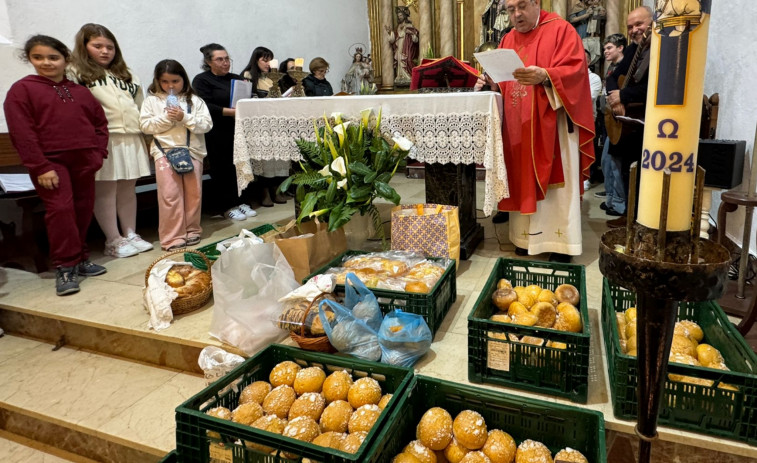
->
[514,246,528,256]
[599,202,609,211]
[549,253,572,263]
[607,216,627,228]
[492,211,509,224]
[78,260,107,277]
[606,208,623,217]
[594,190,607,198]
[56,266,80,296]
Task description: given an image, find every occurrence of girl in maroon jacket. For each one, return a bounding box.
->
[3,35,109,296]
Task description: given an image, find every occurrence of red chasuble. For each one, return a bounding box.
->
[496,10,595,215]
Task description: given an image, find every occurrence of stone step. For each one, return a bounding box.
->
[0,334,206,462]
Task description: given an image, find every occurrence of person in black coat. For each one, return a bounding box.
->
[303,57,333,97]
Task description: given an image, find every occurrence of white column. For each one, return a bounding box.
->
[439,0,456,57]
[419,0,433,58]
[380,0,395,90]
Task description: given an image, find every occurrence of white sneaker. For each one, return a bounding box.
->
[224,208,246,221]
[126,233,154,252]
[104,237,139,258]
[583,179,592,191]
[237,204,257,218]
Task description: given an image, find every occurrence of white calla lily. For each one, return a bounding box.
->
[332,121,352,136]
[337,178,348,189]
[330,157,347,176]
[360,108,373,127]
[318,164,331,177]
[392,136,414,152]
[330,112,344,123]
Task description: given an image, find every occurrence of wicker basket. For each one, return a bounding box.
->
[289,293,337,353]
[145,249,212,316]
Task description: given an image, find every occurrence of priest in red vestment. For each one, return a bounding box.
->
[476,0,595,261]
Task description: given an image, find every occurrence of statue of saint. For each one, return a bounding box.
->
[479,0,510,49]
[385,6,419,86]
[341,49,373,94]
[569,0,606,66]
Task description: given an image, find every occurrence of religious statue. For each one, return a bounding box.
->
[341,48,374,94]
[385,6,419,87]
[657,0,702,36]
[568,0,606,66]
[479,0,510,50]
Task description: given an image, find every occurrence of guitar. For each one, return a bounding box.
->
[604,31,651,145]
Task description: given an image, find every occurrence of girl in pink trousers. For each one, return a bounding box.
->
[139,59,212,250]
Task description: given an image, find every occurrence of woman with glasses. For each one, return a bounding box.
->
[303,57,334,97]
[239,46,290,206]
[192,43,257,221]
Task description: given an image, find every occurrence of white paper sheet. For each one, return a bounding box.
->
[230,79,253,108]
[0,173,35,193]
[473,49,525,83]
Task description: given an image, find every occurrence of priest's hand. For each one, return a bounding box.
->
[474,73,496,92]
[513,66,549,86]
[38,170,59,190]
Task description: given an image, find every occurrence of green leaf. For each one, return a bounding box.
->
[376,172,392,183]
[364,171,377,183]
[375,181,401,204]
[347,184,373,202]
[295,139,325,168]
[292,171,326,187]
[325,178,337,203]
[349,162,374,177]
[296,184,305,202]
[297,193,319,223]
[366,204,388,249]
[329,204,359,231]
[277,176,293,194]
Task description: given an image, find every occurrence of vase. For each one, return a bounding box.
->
[342,212,376,250]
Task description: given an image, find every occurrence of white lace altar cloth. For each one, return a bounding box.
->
[233,92,508,215]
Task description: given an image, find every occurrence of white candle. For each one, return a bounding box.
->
[294,57,304,69]
[269,59,278,70]
[749,123,757,197]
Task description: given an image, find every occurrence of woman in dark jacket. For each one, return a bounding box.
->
[303,57,334,97]
[192,43,256,220]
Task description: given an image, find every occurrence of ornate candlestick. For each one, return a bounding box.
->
[599,3,728,462]
[288,68,310,98]
[264,69,284,98]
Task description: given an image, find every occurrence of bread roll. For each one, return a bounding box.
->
[288,392,326,421]
[239,381,272,405]
[403,440,437,463]
[481,429,516,463]
[263,385,296,419]
[452,410,487,450]
[554,447,589,462]
[320,399,353,433]
[459,451,492,463]
[348,404,381,434]
[231,402,263,426]
[416,407,453,451]
[515,439,553,463]
[348,377,382,408]
[444,436,470,463]
[270,360,301,387]
[282,416,320,442]
[322,370,353,403]
[293,366,326,395]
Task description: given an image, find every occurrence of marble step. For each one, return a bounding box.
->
[0,430,93,463]
[0,334,207,462]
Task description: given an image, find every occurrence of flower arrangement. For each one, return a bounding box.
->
[279,108,412,240]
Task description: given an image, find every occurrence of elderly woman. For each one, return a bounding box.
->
[303,57,334,97]
[192,43,256,221]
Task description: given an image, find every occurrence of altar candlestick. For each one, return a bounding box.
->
[294,57,304,69]
[749,122,757,198]
[636,8,711,232]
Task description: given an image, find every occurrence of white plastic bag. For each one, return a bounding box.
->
[209,240,299,355]
[198,346,245,386]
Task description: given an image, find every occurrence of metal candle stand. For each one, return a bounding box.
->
[288,67,310,98]
[598,164,730,463]
[263,69,284,98]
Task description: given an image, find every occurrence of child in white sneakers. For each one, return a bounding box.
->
[140,60,212,250]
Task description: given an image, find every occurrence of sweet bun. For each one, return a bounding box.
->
[530,302,557,328]
[481,429,516,463]
[394,454,423,463]
[320,399,353,433]
[322,370,353,403]
[288,392,326,421]
[173,268,211,298]
[554,284,580,306]
[263,385,297,419]
[524,285,542,300]
[696,344,724,367]
[444,436,470,463]
[670,334,697,358]
[340,431,368,454]
[510,312,538,327]
[246,415,287,453]
[678,320,704,342]
[205,406,231,439]
[232,402,264,426]
[554,447,589,462]
[507,301,529,318]
[293,366,326,395]
[490,313,511,324]
[348,377,382,408]
[497,279,513,290]
[270,361,301,387]
[378,393,393,410]
[517,293,536,310]
[515,439,553,463]
[403,440,437,463]
[416,407,454,451]
[492,289,518,311]
[282,416,320,443]
[406,281,431,293]
[165,269,184,288]
[554,302,582,333]
[348,404,381,434]
[452,410,488,450]
[312,431,346,450]
[239,381,272,405]
[624,307,637,323]
[537,289,558,307]
[459,451,492,463]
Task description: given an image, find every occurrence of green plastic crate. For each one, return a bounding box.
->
[601,278,757,444]
[305,250,457,338]
[175,344,413,463]
[159,450,177,462]
[195,223,276,262]
[468,258,591,403]
[366,375,606,463]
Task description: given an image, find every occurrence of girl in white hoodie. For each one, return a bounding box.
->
[140,60,212,250]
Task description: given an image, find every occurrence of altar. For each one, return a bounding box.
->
[233,92,509,258]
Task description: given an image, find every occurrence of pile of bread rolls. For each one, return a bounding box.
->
[205,360,393,457]
[616,307,737,390]
[488,279,582,348]
[165,264,210,298]
[391,406,590,463]
[327,253,448,294]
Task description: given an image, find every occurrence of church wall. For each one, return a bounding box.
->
[0,0,371,131]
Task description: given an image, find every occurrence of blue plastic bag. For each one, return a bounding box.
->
[319,298,381,362]
[344,273,383,331]
[378,310,432,367]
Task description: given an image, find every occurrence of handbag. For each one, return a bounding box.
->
[390,204,460,266]
[154,100,194,174]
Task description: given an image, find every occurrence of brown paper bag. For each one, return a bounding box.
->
[390,204,460,265]
[261,220,347,282]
